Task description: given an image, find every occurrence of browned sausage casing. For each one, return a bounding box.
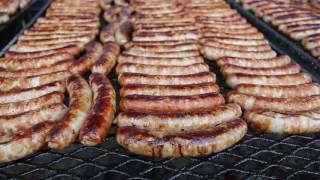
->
[0,92,64,116]
[116,119,247,157]
[70,41,104,75]
[0,53,72,70]
[235,83,320,98]
[120,82,220,97]
[48,75,92,150]
[116,63,209,75]
[245,109,320,134]
[117,103,242,132]
[227,91,320,112]
[225,73,312,88]
[115,20,134,45]
[0,122,54,163]
[0,81,65,104]
[117,55,204,66]
[0,103,67,135]
[91,42,120,75]
[120,93,225,112]
[217,55,291,68]
[119,72,216,86]
[4,44,83,59]
[0,60,72,78]
[221,63,301,76]
[79,73,116,146]
[0,71,70,92]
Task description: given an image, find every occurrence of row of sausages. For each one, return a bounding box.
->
[0,0,119,163]
[198,0,320,134]
[114,0,247,157]
[240,0,320,59]
[2,0,320,162]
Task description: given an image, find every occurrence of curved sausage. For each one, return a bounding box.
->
[0,60,72,78]
[235,83,320,98]
[0,103,67,135]
[134,22,194,29]
[124,40,197,47]
[117,103,242,132]
[221,63,301,76]
[69,41,103,75]
[0,53,72,70]
[217,55,291,68]
[19,33,95,41]
[0,122,53,163]
[117,55,204,66]
[0,81,65,104]
[79,73,116,146]
[0,92,64,116]
[116,63,209,75]
[48,75,92,150]
[202,31,264,40]
[23,29,98,37]
[123,49,200,58]
[202,37,269,46]
[120,82,219,97]
[0,71,70,92]
[198,22,252,30]
[16,35,92,46]
[126,42,199,52]
[115,20,134,45]
[91,42,120,75]
[201,45,277,60]
[119,72,216,86]
[245,109,320,134]
[133,31,200,41]
[116,119,247,157]
[135,25,199,33]
[200,38,271,51]
[9,43,83,53]
[225,73,312,88]
[120,93,225,112]
[201,27,258,34]
[227,91,320,112]
[5,44,84,59]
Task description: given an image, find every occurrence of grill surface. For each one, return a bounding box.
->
[0,0,320,179]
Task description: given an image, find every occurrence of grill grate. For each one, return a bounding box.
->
[0,126,319,179]
[0,63,319,179]
[0,0,320,179]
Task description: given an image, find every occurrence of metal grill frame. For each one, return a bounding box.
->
[0,0,319,179]
[0,0,52,55]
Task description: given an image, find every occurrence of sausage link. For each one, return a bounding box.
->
[48,75,92,150]
[227,91,320,112]
[70,41,104,75]
[245,109,320,134]
[119,72,216,86]
[0,122,53,163]
[91,42,120,75]
[117,103,242,132]
[116,119,247,157]
[79,73,116,146]
[120,93,225,112]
